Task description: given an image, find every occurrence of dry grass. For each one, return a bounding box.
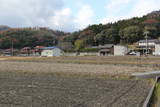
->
[0,60,157,79]
[3,56,160,66]
[0,56,160,79]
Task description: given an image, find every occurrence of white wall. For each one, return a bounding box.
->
[114,45,128,56]
[41,48,63,57]
[139,42,155,46]
[79,52,98,56]
[154,44,160,55]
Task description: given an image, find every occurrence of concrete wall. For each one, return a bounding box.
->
[64,52,98,56]
[154,44,160,55]
[41,48,63,57]
[64,53,77,56]
[79,52,98,56]
[114,45,128,56]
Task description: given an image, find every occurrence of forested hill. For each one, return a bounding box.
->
[61,10,160,50]
[0,10,160,50]
[0,26,10,31]
[0,27,69,49]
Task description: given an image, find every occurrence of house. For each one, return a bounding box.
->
[41,47,63,57]
[33,46,45,56]
[114,45,128,56]
[3,49,12,56]
[87,44,114,56]
[138,39,160,54]
[98,44,114,56]
[3,49,19,56]
[20,47,31,56]
[138,39,159,47]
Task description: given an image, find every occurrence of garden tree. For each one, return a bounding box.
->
[75,39,85,51]
[119,26,143,44]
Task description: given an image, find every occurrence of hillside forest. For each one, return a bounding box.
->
[0,10,160,51]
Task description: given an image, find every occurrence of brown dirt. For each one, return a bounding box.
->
[0,71,151,107]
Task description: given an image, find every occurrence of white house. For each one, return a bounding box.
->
[138,39,158,48]
[114,45,128,56]
[138,39,160,55]
[41,47,63,57]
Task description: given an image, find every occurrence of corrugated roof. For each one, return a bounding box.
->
[42,46,59,50]
[99,44,114,48]
[139,39,159,43]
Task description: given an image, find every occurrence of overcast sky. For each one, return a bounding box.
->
[0,0,160,32]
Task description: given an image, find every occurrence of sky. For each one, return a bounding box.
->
[0,0,160,32]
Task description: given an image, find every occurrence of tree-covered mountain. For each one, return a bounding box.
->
[0,10,160,50]
[0,25,10,31]
[0,27,68,49]
[61,10,160,50]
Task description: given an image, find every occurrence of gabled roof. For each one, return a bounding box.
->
[99,44,114,48]
[90,44,114,49]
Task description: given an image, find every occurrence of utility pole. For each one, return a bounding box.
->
[11,39,14,56]
[144,31,149,55]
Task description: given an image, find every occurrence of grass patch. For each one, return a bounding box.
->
[0,70,131,80]
[150,82,160,107]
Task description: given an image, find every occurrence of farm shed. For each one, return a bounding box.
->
[41,47,63,57]
[114,45,128,56]
[98,44,114,56]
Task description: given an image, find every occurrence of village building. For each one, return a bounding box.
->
[32,46,45,56]
[137,39,160,54]
[20,47,31,56]
[98,44,114,56]
[2,49,19,56]
[89,44,114,56]
[3,49,12,56]
[154,43,160,55]
[114,45,128,56]
[41,46,63,57]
